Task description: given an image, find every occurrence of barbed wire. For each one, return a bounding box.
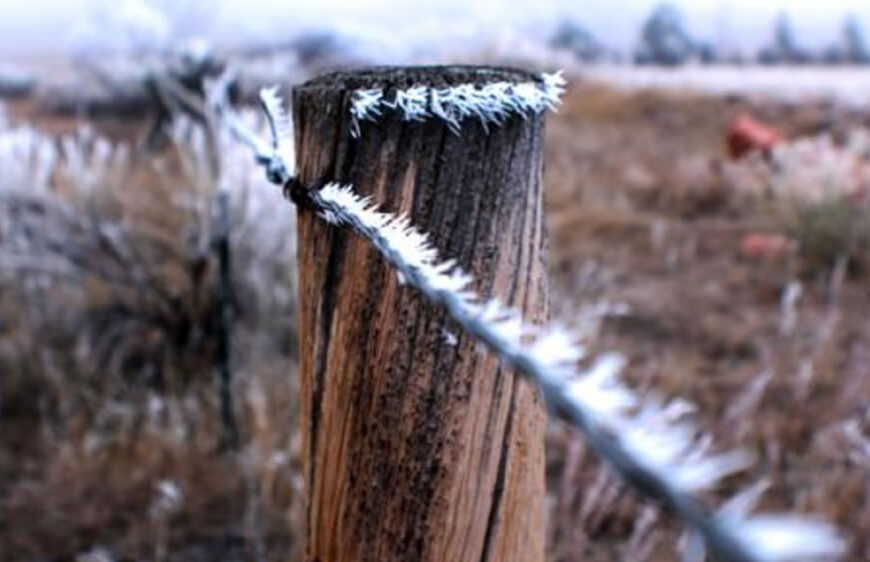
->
[210,75,847,562]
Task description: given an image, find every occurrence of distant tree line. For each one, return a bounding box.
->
[550,3,870,66]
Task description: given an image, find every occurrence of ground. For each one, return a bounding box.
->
[1,76,868,561]
[544,82,870,560]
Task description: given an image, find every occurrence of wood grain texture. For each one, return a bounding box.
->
[292,66,549,562]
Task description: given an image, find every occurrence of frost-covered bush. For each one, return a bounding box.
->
[0,105,297,396]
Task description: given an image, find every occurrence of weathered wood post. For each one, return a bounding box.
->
[292,66,550,562]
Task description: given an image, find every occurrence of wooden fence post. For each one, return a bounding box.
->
[292,66,550,562]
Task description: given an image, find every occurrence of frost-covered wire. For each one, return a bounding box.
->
[216,81,847,562]
[350,71,566,136]
[259,86,295,167]
[310,182,845,562]
[206,73,294,186]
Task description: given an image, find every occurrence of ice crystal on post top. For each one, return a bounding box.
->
[348,71,567,136]
[350,89,383,138]
[386,86,430,122]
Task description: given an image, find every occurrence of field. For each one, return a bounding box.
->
[581,65,870,106]
[1,73,869,561]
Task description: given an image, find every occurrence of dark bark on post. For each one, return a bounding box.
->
[292,66,550,562]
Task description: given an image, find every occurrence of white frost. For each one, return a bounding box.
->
[350,71,566,136]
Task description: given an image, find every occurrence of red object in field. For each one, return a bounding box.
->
[726,114,784,159]
[740,233,795,260]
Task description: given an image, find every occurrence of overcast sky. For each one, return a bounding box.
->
[2,0,870,56]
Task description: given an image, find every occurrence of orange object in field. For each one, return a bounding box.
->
[740,233,795,260]
[726,114,784,159]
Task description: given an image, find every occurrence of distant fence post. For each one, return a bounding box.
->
[292,66,549,562]
[214,190,238,450]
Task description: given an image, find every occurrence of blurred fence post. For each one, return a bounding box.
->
[215,190,238,450]
[291,66,550,562]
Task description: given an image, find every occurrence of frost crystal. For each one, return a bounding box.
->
[349,71,566,137]
[349,89,383,137]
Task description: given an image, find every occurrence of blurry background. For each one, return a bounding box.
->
[5,0,870,59]
[2,2,870,562]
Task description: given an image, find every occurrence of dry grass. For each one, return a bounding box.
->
[0,110,304,561]
[2,79,870,561]
[544,82,870,561]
